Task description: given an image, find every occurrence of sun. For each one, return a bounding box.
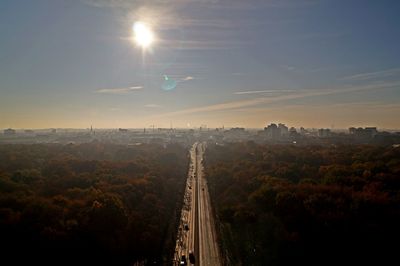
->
[133,21,154,48]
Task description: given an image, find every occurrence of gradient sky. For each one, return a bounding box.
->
[1,0,400,129]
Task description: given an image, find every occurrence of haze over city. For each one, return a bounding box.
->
[1,0,399,129]
[2,2,400,266]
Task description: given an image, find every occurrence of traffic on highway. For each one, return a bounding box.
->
[174,142,221,265]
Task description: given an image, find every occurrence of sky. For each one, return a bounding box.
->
[1,0,400,129]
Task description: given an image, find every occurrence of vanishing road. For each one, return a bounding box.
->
[174,142,221,265]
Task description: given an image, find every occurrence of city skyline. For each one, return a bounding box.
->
[1,0,400,129]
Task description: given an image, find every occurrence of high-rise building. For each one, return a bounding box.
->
[4,128,16,135]
[264,123,280,139]
[300,127,308,135]
[349,127,378,139]
[278,123,289,137]
[318,128,331,138]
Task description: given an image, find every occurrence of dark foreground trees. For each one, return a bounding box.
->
[0,143,189,266]
[205,142,400,266]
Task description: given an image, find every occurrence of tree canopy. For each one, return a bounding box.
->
[0,143,189,266]
[205,142,400,266]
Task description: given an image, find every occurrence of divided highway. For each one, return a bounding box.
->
[174,142,221,265]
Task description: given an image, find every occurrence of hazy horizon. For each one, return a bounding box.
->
[2,125,400,132]
[1,0,399,129]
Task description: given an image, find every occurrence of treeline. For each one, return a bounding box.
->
[0,142,189,266]
[205,142,400,266]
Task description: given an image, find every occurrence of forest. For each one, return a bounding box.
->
[204,142,400,266]
[0,142,189,265]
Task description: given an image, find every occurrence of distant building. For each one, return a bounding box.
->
[300,127,308,135]
[349,127,357,134]
[278,123,289,137]
[349,127,378,139]
[119,128,128,133]
[224,127,247,140]
[289,127,300,138]
[365,127,378,136]
[264,123,281,139]
[318,128,331,138]
[4,128,16,135]
[262,123,291,140]
[228,127,245,132]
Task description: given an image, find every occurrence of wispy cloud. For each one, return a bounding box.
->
[144,104,162,108]
[154,81,400,118]
[282,65,296,71]
[84,0,217,9]
[222,101,400,129]
[341,68,400,81]
[87,0,307,52]
[158,38,244,51]
[231,72,245,76]
[142,62,208,76]
[234,90,295,95]
[109,107,122,111]
[244,101,400,111]
[95,86,143,94]
[84,0,318,10]
[168,75,197,83]
[182,76,195,81]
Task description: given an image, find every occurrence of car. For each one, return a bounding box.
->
[180,254,187,265]
[188,251,196,264]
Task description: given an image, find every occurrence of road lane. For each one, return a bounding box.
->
[197,142,221,266]
[174,143,197,265]
[174,142,221,266]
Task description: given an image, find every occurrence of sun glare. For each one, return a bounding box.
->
[133,21,154,48]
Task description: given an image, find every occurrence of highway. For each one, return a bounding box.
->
[174,142,221,265]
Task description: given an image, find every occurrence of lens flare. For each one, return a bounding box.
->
[162,75,177,91]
